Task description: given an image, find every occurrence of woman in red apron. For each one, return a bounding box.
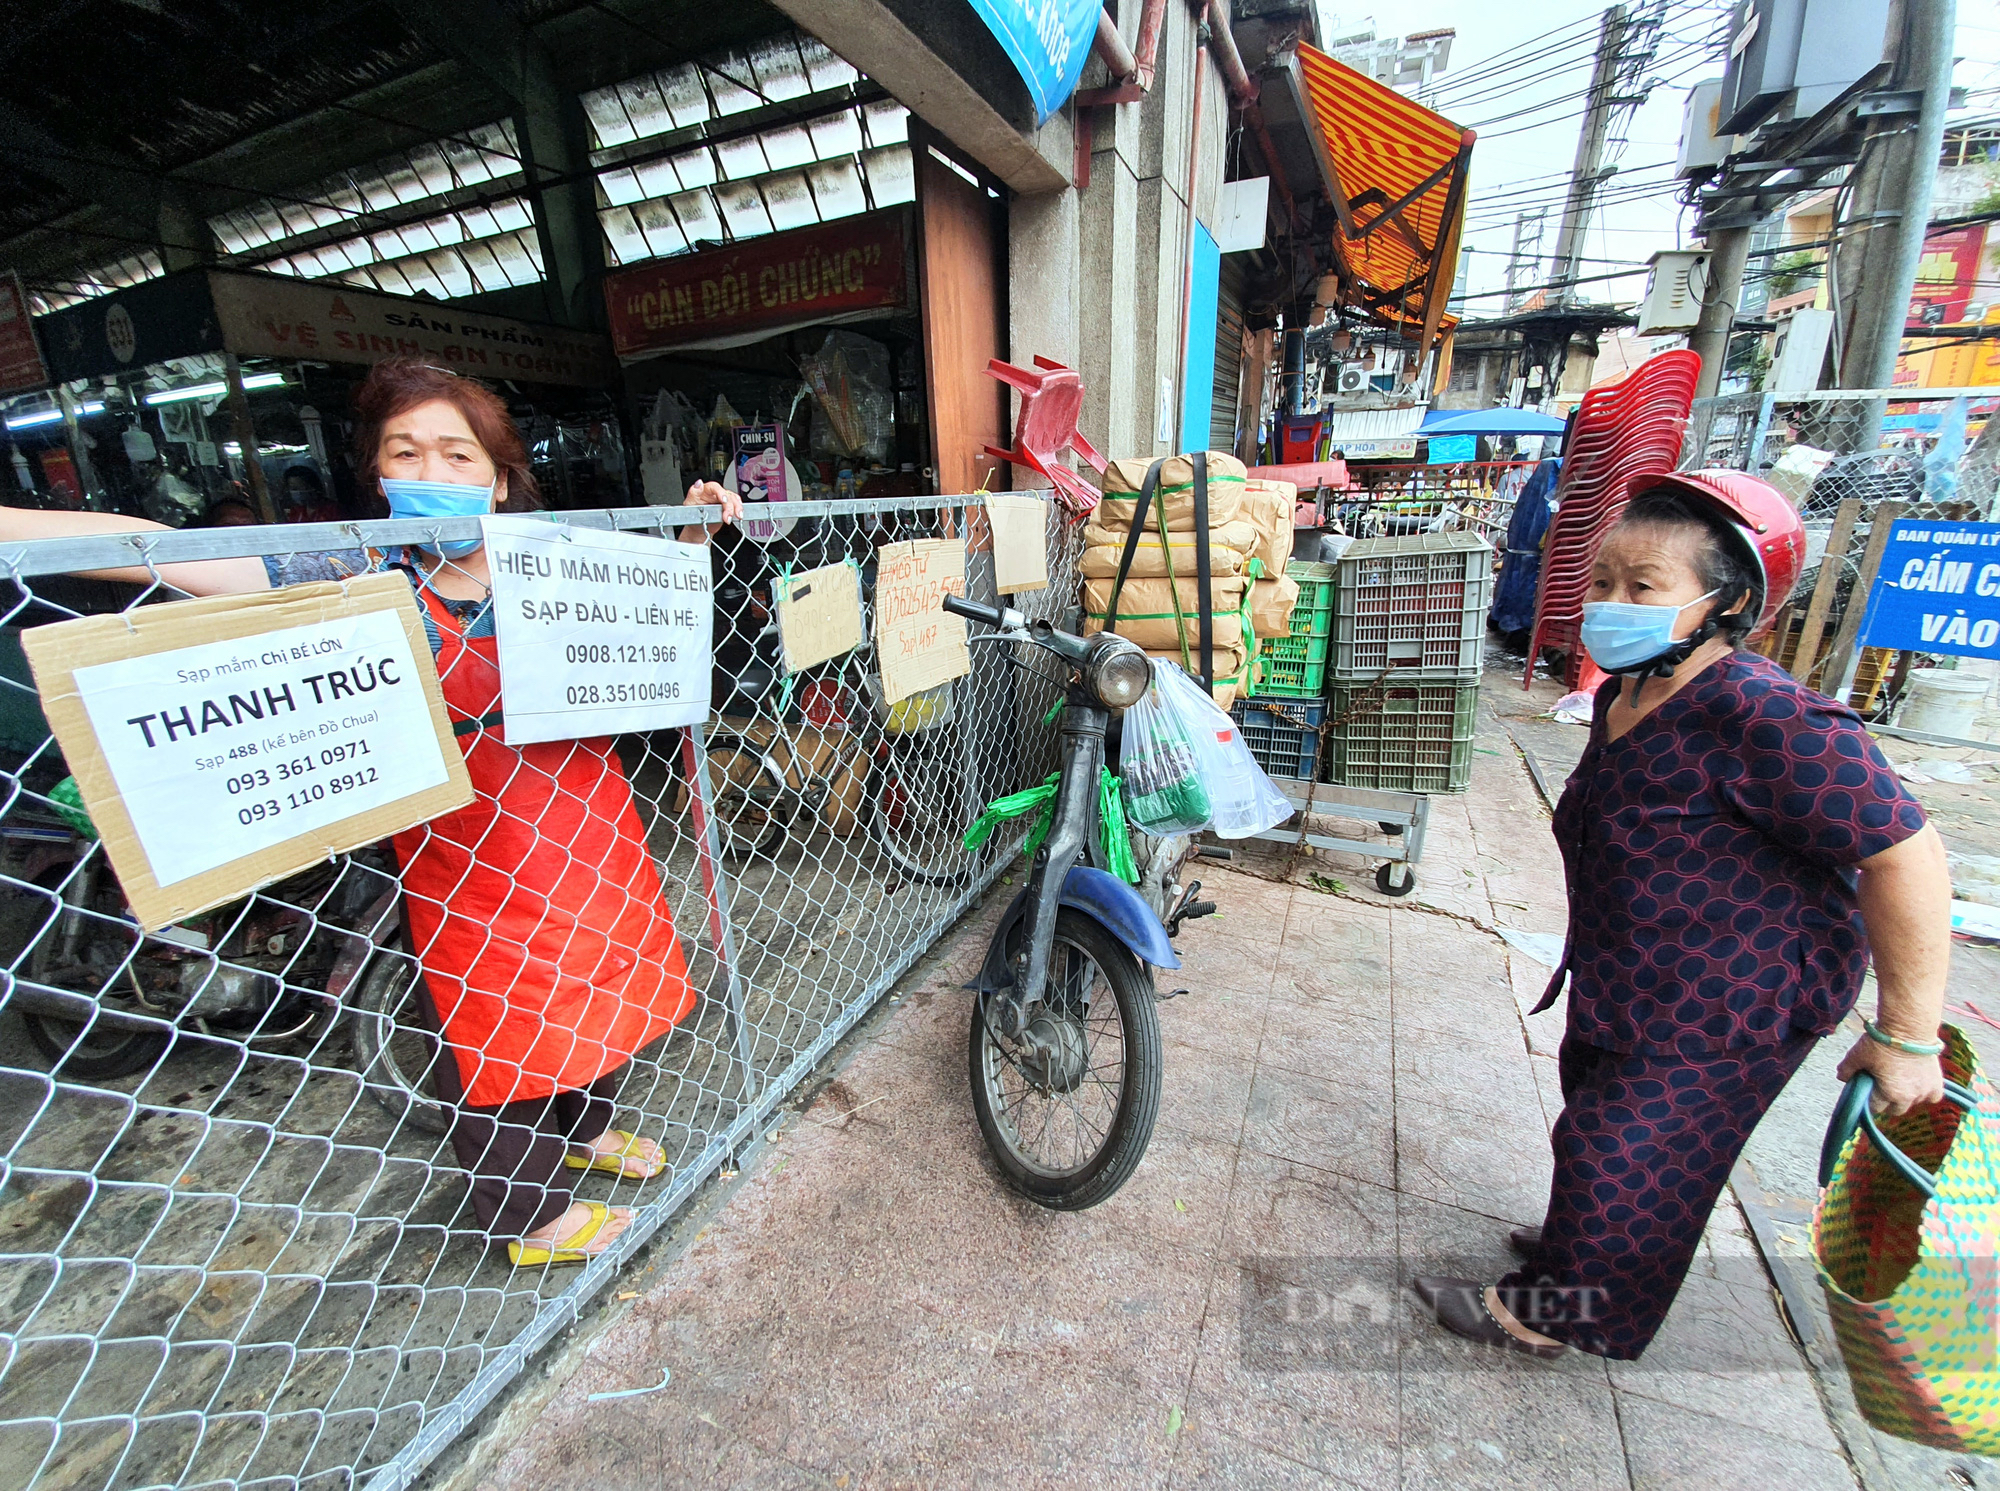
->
[0,360,739,1264]
[1,359,736,1255]
[349,360,741,1265]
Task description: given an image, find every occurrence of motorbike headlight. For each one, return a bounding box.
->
[1085,635,1153,710]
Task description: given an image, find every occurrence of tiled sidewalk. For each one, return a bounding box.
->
[461,735,1861,1490]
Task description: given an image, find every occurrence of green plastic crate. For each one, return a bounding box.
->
[1323,679,1478,793]
[1248,561,1335,696]
[1286,560,1336,637]
[1248,633,1329,697]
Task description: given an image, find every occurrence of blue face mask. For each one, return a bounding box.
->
[381,477,496,559]
[1579,589,1718,672]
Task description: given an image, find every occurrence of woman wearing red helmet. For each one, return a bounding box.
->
[1413,470,1952,1362]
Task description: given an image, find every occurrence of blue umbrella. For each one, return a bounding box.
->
[1418,407,1569,437]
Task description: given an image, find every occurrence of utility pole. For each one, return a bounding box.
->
[1548,6,1628,304]
[1505,211,1543,310]
[1688,224,1753,400]
[1834,0,1956,448]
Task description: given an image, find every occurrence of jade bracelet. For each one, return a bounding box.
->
[1861,1017,1946,1058]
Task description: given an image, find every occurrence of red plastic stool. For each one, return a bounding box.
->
[983,356,1107,516]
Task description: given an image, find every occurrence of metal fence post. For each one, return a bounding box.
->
[680,721,756,1105]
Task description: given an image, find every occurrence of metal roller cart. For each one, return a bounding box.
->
[1218,532,1495,895]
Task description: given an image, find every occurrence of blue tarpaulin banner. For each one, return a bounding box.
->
[1858,519,2000,661]
[965,0,1101,125]
[1426,433,1477,464]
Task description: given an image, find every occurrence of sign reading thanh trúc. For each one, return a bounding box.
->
[604,212,906,358]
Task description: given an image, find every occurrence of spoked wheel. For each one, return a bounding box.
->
[349,952,453,1136]
[17,870,169,1080]
[870,732,986,886]
[702,736,786,864]
[21,1006,169,1081]
[968,910,1162,1209]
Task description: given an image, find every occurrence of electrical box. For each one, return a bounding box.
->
[1635,251,1712,334]
[1769,307,1835,395]
[1788,0,1896,121]
[1717,0,1808,136]
[1677,80,1734,178]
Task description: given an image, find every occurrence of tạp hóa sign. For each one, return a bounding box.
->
[1859,519,2000,661]
[604,211,906,357]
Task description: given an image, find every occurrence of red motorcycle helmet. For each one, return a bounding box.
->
[1625,469,1805,641]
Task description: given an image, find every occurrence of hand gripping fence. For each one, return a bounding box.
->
[0,494,1080,1491]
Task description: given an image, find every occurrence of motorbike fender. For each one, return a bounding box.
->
[967,865,1182,994]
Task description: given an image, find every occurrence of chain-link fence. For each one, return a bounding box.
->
[1683,389,1999,712]
[0,493,1078,1490]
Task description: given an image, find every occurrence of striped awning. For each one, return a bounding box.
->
[1288,42,1473,353]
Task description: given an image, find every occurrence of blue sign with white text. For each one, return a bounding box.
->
[1858,519,2000,661]
[965,0,1101,125]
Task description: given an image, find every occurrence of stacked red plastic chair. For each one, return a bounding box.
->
[1524,348,1702,689]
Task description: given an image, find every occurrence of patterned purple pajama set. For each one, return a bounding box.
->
[1500,651,1928,1358]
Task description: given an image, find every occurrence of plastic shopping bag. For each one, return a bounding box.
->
[1120,666,1214,834]
[1122,662,1293,839]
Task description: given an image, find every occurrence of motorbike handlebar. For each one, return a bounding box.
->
[941,593,1006,628]
[942,591,1092,663]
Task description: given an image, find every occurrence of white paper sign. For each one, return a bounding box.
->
[73,608,449,888]
[484,516,713,743]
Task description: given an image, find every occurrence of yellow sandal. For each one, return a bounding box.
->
[565,1129,665,1179]
[507,1200,625,1266]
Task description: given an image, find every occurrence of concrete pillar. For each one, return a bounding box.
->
[1078,150,1140,455]
[1006,186,1082,487]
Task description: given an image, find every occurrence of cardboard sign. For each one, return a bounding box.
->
[22,574,471,930]
[776,562,864,673]
[1859,519,2000,660]
[986,494,1049,595]
[484,516,713,743]
[874,539,970,705]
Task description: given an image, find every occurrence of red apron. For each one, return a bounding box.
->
[394,584,695,1107]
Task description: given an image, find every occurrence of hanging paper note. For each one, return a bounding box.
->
[987,493,1049,595]
[776,561,864,673]
[874,538,970,705]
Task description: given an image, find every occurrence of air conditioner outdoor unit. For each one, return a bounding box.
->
[1336,366,1370,395]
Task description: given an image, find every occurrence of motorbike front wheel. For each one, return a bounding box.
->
[968,910,1162,1210]
[349,953,453,1136]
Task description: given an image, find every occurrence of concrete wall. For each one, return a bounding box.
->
[789,0,1232,483]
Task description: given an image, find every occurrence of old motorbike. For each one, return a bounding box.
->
[943,594,1213,1210]
[4,811,437,1127]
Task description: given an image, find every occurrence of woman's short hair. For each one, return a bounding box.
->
[1618,488,1762,644]
[350,358,541,512]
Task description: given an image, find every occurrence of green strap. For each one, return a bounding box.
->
[1097,766,1139,884]
[962,768,1140,885]
[962,773,1060,852]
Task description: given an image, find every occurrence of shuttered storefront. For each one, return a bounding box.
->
[1210,253,1246,452]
